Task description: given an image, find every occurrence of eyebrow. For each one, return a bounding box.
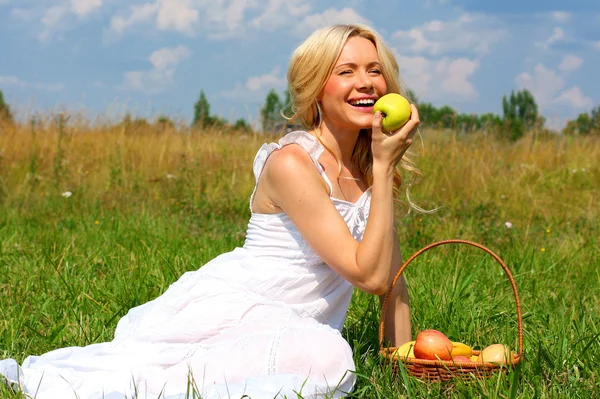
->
[334,61,382,69]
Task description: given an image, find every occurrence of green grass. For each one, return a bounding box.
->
[0,123,598,398]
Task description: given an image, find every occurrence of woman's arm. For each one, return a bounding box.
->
[379,233,412,347]
[259,106,420,296]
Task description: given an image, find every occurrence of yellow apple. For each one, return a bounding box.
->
[477,344,513,365]
[373,93,412,132]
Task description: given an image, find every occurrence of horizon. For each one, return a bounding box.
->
[1,0,599,131]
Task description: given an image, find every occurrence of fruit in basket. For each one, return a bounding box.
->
[392,340,416,359]
[470,355,479,362]
[451,356,473,363]
[451,341,473,358]
[477,343,513,364]
[413,330,454,360]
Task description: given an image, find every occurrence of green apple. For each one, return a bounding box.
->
[373,93,412,132]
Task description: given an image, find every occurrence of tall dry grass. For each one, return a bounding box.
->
[2,120,597,218]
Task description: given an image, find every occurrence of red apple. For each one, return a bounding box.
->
[413,330,454,360]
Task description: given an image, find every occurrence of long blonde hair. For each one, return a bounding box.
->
[286,24,427,214]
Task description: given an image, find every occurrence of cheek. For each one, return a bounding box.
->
[376,77,388,94]
[322,77,346,99]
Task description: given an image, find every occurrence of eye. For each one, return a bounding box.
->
[339,70,352,75]
[370,68,382,75]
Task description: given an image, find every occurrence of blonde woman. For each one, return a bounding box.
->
[0,24,420,399]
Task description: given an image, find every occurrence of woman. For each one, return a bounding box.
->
[0,24,420,399]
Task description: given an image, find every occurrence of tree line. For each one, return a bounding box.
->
[1,87,599,138]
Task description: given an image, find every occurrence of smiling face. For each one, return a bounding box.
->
[318,36,388,134]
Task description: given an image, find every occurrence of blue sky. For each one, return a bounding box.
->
[1,0,599,130]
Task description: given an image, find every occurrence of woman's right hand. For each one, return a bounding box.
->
[370,103,420,170]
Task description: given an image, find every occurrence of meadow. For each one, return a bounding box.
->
[0,117,598,398]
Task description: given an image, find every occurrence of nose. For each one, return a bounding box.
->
[358,72,374,91]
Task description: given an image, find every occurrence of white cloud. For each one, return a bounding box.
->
[110,3,158,35]
[203,0,253,38]
[396,54,433,98]
[559,54,583,72]
[295,8,371,36]
[535,27,564,50]
[148,45,191,70]
[0,75,64,91]
[394,51,479,102]
[156,0,198,34]
[37,0,104,41]
[245,67,286,91]
[41,5,69,30]
[71,0,103,17]
[554,87,593,109]
[109,0,198,36]
[35,82,66,92]
[392,13,506,56]
[550,11,571,24]
[105,0,316,40]
[515,64,564,109]
[437,58,479,99]
[515,62,592,111]
[0,76,25,86]
[250,0,311,31]
[10,8,34,20]
[121,45,191,94]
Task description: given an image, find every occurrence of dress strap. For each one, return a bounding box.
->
[249,131,334,212]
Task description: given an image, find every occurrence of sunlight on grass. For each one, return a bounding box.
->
[0,117,598,397]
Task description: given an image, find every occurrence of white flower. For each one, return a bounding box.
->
[62,191,72,198]
[505,221,513,229]
[166,174,177,180]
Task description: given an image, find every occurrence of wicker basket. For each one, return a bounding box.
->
[378,239,523,382]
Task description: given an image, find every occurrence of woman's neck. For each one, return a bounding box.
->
[311,119,361,167]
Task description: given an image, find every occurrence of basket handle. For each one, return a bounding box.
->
[378,239,523,360]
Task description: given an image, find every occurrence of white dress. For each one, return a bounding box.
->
[0,131,372,399]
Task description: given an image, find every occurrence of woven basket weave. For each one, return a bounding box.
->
[379,239,523,382]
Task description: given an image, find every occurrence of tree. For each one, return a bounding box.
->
[193,90,213,128]
[405,88,419,105]
[233,118,252,132]
[562,105,600,136]
[501,89,539,141]
[260,89,283,132]
[156,115,175,131]
[0,89,14,127]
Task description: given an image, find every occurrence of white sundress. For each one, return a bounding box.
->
[0,131,372,399]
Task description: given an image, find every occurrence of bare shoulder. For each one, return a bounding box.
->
[263,144,316,181]
[261,143,329,206]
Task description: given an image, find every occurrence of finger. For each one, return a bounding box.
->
[410,103,420,123]
[400,105,421,136]
[372,111,384,134]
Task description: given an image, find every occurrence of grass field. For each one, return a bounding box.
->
[0,119,598,398]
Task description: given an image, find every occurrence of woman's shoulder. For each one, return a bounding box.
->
[262,142,319,182]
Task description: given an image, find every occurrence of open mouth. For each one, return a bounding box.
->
[348,99,376,107]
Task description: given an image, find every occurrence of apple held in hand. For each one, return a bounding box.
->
[413,329,454,360]
[373,93,412,132]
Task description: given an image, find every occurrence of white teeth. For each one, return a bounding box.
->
[350,99,375,106]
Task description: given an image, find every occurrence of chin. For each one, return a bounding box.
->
[354,117,374,130]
